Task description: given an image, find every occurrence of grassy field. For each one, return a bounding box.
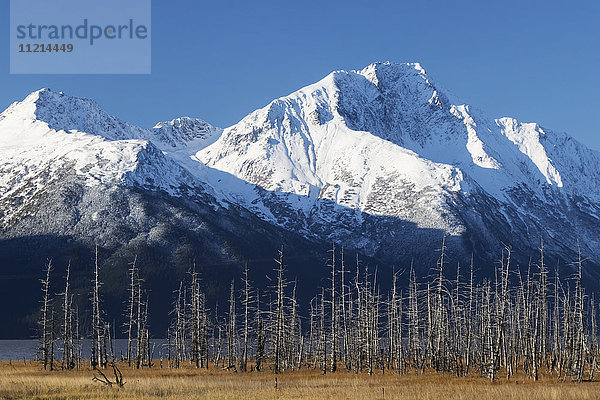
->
[1,361,600,400]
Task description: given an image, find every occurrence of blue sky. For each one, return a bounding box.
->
[2,0,599,150]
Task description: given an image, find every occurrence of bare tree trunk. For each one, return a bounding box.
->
[240,266,250,372]
[91,246,103,368]
[340,249,350,371]
[330,243,338,372]
[49,306,55,371]
[320,287,327,375]
[126,256,137,367]
[61,262,72,370]
[227,279,237,370]
[136,276,143,369]
[273,248,286,374]
[40,260,52,370]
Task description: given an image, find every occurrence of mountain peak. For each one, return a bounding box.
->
[152,117,222,149]
[27,87,53,98]
[364,61,427,74]
[23,87,92,113]
[0,89,223,152]
[0,88,152,142]
[1,87,58,121]
[356,61,428,87]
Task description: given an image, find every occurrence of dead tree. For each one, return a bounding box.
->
[61,262,75,370]
[239,265,251,372]
[227,279,237,370]
[255,289,265,372]
[329,243,338,372]
[173,281,185,368]
[189,266,201,368]
[573,243,586,382]
[319,287,327,375]
[40,260,53,370]
[125,256,137,367]
[340,249,350,371]
[273,248,287,374]
[92,360,125,387]
[91,246,104,368]
[49,305,55,371]
[135,276,143,368]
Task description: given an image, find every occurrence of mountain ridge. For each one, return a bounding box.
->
[1,63,600,338]
[193,62,600,270]
[2,62,600,338]
[2,64,600,267]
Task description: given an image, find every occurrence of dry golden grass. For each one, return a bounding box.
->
[1,361,600,400]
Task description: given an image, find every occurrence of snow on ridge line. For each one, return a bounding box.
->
[0,88,224,153]
[2,63,600,262]
[3,63,600,206]
[0,103,212,200]
[196,61,600,208]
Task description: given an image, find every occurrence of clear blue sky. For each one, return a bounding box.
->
[2,0,599,150]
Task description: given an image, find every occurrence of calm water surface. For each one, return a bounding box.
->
[0,339,167,361]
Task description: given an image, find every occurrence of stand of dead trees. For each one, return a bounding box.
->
[39,260,81,371]
[165,241,600,382]
[124,256,153,369]
[37,240,600,382]
[37,247,151,373]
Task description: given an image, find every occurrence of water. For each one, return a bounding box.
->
[0,339,168,361]
[0,340,38,361]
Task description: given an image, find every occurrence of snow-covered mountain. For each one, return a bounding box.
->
[0,87,328,337]
[0,87,325,259]
[3,61,600,337]
[194,62,600,270]
[2,62,600,280]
